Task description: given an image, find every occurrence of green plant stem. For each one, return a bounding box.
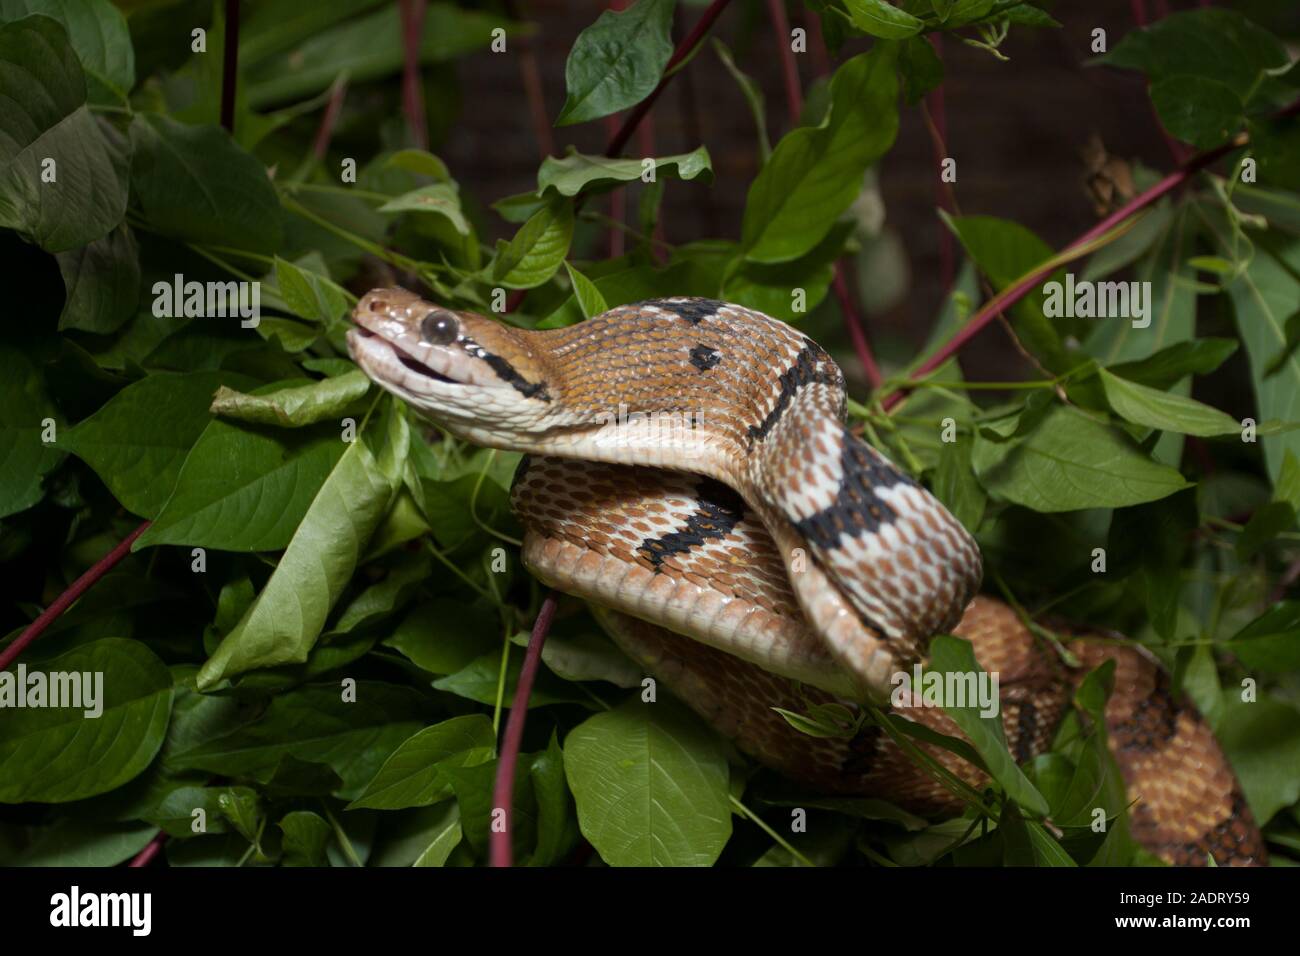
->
[729,795,816,866]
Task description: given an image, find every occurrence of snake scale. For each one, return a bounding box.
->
[348,288,1265,866]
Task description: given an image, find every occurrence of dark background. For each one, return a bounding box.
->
[429,0,1300,383]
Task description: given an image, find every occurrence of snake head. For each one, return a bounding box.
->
[348,287,553,435]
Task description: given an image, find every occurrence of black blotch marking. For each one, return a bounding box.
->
[689,344,721,371]
[637,477,745,569]
[746,342,839,445]
[1014,699,1038,764]
[461,335,550,402]
[1115,677,1180,753]
[639,297,727,325]
[791,437,914,551]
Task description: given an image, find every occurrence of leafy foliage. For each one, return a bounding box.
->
[0,0,1298,869]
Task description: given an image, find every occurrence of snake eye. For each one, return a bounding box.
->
[420,310,459,346]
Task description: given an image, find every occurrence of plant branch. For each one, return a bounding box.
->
[488,592,558,868]
[311,75,348,160]
[399,0,429,150]
[879,128,1255,413]
[0,521,151,673]
[833,264,883,388]
[767,0,802,124]
[128,831,168,868]
[604,0,735,158]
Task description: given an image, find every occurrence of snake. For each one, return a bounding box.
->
[347,288,1266,866]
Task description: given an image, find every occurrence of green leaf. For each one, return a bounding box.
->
[926,635,1051,817]
[0,639,173,803]
[348,715,496,810]
[0,0,134,104]
[377,183,471,235]
[1228,603,1300,672]
[383,148,451,182]
[972,404,1189,512]
[1099,9,1289,105]
[381,599,498,675]
[933,437,986,532]
[490,200,574,289]
[410,802,463,866]
[555,0,675,126]
[1213,228,1300,483]
[842,0,924,39]
[564,262,609,320]
[563,696,731,866]
[195,405,406,688]
[129,113,283,253]
[1149,75,1242,150]
[273,256,351,325]
[1098,368,1240,437]
[432,648,590,709]
[0,15,128,251]
[1215,693,1300,825]
[537,146,712,198]
[529,732,578,866]
[943,213,1068,372]
[1107,337,1238,390]
[1000,4,1061,28]
[134,415,349,552]
[55,224,139,333]
[217,786,263,844]
[940,0,994,27]
[169,682,429,799]
[279,810,333,866]
[741,45,899,264]
[0,345,63,519]
[62,370,254,519]
[244,3,517,108]
[898,33,944,104]
[209,371,371,427]
[12,820,158,867]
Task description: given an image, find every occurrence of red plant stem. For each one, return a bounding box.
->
[219,0,240,132]
[128,832,168,868]
[767,0,802,124]
[834,265,883,389]
[604,0,735,157]
[879,136,1244,412]
[0,521,151,673]
[926,36,953,295]
[399,0,429,150]
[488,593,558,868]
[806,8,830,79]
[311,77,348,160]
[1129,0,1148,26]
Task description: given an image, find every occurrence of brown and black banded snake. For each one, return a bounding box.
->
[348,287,1265,866]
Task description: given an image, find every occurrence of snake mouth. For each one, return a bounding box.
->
[349,326,459,387]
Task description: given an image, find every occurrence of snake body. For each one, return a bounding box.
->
[349,289,1265,866]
